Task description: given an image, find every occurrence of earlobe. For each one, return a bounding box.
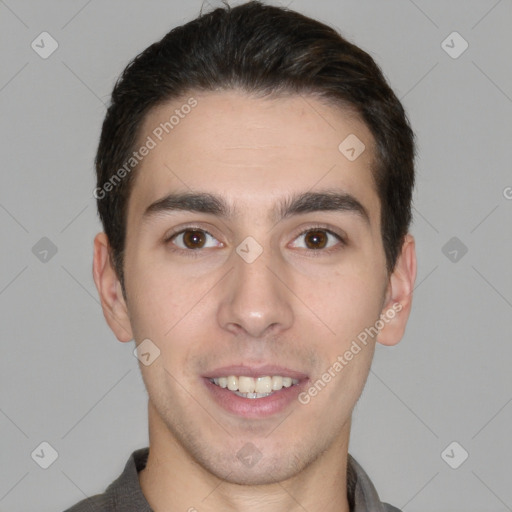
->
[377,234,417,346]
[92,232,133,342]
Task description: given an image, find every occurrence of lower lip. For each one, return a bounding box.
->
[203,378,308,419]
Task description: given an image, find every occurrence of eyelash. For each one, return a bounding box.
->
[164,224,346,258]
[291,224,346,257]
[164,225,220,259]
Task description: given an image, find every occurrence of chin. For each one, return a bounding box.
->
[203,455,303,486]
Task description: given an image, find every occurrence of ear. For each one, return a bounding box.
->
[377,233,417,346]
[92,232,133,342]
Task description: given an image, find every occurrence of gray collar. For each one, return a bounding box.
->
[347,454,401,511]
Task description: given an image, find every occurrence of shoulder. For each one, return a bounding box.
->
[383,504,403,512]
[347,454,403,512]
[63,493,113,512]
[62,448,150,512]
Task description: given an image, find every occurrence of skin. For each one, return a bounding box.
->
[93,90,416,512]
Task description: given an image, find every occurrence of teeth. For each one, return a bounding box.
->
[271,376,283,390]
[239,376,254,393]
[227,376,237,391]
[234,391,273,399]
[211,375,299,393]
[255,376,272,394]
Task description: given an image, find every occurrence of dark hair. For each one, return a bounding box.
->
[95,0,415,296]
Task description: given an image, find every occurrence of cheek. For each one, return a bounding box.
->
[124,252,182,341]
[300,266,385,345]
[298,272,380,409]
[125,253,219,365]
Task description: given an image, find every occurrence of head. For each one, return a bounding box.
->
[93,1,416,486]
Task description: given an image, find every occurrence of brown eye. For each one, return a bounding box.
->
[182,230,206,249]
[304,230,328,249]
[170,229,222,251]
[289,228,343,253]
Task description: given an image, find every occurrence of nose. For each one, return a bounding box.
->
[217,244,294,339]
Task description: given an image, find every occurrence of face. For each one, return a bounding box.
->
[96,90,413,485]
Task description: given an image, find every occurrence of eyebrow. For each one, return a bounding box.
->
[142,189,370,226]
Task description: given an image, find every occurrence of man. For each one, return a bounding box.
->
[67,1,416,510]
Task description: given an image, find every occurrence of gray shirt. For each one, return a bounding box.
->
[64,448,401,512]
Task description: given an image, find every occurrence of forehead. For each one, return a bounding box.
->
[128,90,379,227]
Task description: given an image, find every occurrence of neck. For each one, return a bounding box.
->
[139,400,351,512]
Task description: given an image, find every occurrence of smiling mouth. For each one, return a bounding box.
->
[209,375,300,399]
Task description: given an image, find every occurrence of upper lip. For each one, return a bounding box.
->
[204,365,308,380]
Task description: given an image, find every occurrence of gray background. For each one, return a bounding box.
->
[1,0,511,510]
